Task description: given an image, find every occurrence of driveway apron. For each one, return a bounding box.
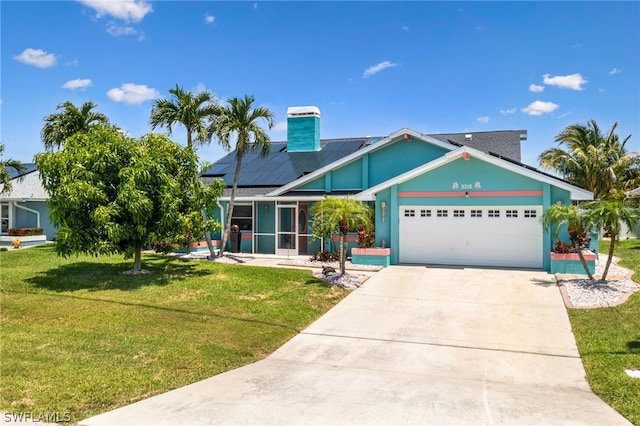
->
[81,266,631,425]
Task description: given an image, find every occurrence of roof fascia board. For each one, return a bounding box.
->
[267,128,454,196]
[357,146,593,201]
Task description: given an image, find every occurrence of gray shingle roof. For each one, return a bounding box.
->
[202,131,526,188]
[201,138,369,187]
[429,130,526,162]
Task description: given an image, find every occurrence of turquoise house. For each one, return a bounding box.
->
[203,106,593,271]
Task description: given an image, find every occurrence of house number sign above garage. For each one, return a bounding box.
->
[452,181,481,190]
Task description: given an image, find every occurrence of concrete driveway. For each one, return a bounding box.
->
[81,266,631,425]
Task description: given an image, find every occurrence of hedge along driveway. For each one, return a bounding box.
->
[0,245,348,423]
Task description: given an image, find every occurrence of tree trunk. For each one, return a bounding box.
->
[339,234,346,275]
[602,236,616,280]
[219,152,244,257]
[573,241,595,281]
[202,209,216,259]
[133,247,142,273]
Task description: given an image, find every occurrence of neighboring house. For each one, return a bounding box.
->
[203,106,593,271]
[0,164,56,240]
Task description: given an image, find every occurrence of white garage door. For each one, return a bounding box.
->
[399,205,543,268]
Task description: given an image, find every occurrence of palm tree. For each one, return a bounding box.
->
[41,101,109,150]
[310,196,373,275]
[542,204,595,281]
[209,95,274,256]
[586,200,640,280]
[150,85,220,258]
[149,85,219,149]
[0,144,27,194]
[538,120,639,199]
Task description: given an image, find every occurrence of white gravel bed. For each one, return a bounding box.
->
[556,254,639,308]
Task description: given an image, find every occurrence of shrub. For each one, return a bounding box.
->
[310,251,340,262]
[553,240,573,253]
[7,227,44,236]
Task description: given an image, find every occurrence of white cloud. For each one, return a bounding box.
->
[542,73,587,91]
[521,100,559,116]
[62,78,92,90]
[204,14,215,24]
[13,48,57,68]
[500,107,516,115]
[401,25,409,31]
[253,3,258,10]
[609,68,621,75]
[529,84,544,93]
[106,22,138,37]
[598,88,606,93]
[363,61,399,78]
[77,0,152,22]
[107,83,159,105]
[272,121,287,132]
[476,116,490,124]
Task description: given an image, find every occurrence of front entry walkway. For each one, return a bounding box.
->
[81,266,630,425]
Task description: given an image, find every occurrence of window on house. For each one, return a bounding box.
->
[470,210,482,217]
[404,209,415,217]
[437,209,448,217]
[420,209,431,217]
[524,210,537,218]
[488,210,500,218]
[453,209,465,217]
[232,205,253,231]
[506,210,518,218]
[1,203,9,233]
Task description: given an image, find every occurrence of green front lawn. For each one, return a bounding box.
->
[0,245,347,422]
[568,239,640,425]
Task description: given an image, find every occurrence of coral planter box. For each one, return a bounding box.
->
[351,247,391,268]
[173,240,221,254]
[550,252,596,275]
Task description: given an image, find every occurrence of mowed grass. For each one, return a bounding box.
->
[0,245,348,422]
[567,239,640,425]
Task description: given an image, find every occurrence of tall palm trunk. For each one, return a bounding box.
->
[339,234,347,275]
[572,240,595,281]
[602,235,616,280]
[219,151,244,257]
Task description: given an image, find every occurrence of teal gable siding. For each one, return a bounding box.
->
[397,157,544,205]
[368,139,448,187]
[298,176,325,191]
[295,138,449,193]
[331,158,363,190]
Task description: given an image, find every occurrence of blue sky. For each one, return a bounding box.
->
[2,1,639,168]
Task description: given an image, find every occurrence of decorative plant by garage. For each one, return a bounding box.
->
[310,195,373,275]
[542,204,596,281]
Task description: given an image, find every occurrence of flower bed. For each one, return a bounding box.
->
[7,227,44,236]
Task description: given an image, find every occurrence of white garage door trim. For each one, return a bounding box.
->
[399,205,543,268]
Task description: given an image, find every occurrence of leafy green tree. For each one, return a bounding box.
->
[36,125,224,273]
[586,200,640,279]
[150,84,222,258]
[209,95,274,256]
[310,196,373,275]
[542,204,595,281]
[41,101,109,150]
[0,144,27,194]
[539,120,639,200]
[149,85,218,150]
